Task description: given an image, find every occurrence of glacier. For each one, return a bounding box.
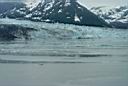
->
[0,19,128,41]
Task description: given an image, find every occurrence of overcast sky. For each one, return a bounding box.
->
[0,0,127,8]
[79,0,128,8]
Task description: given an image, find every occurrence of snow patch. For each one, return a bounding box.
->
[58,9,62,13]
[25,0,41,11]
[65,0,71,6]
[74,14,80,22]
[33,11,42,15]
[25,14,32,18]
[32,17,42,20]
[43,19,51,22]
[16,10,26,15]
[43,0,55,12]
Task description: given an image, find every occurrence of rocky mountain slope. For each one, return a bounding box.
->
[0,0,110,27]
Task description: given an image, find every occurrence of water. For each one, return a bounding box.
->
[0,19,128,64]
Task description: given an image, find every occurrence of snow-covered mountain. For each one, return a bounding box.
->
[0,0,110,27]
[91,6,128,29]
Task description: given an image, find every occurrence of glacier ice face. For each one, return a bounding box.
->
[0,19,128,41]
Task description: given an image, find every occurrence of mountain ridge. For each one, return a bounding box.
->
[0,0,110,27]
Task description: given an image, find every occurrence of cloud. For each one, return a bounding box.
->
[79,0,128,8]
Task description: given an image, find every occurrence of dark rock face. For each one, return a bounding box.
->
[0,0,110,27]
[0,24,36,40]
[110,22,128,29]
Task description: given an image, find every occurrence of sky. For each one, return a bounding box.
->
[79,0,128,8]
[0,0,127,8]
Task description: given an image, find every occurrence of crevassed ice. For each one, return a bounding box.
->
[0,19,128,40]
